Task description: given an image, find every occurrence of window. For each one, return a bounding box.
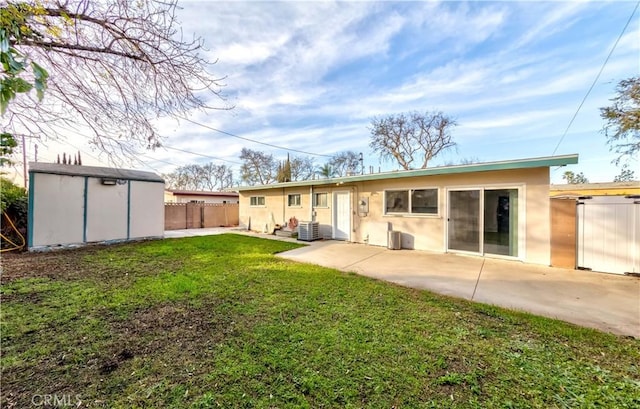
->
[313,192,328,207]
[385,188,438,215]
[411,189,438,214]
[250,196,265,206]
[288,194,301,207]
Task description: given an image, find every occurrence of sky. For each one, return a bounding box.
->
[17,0,640,185]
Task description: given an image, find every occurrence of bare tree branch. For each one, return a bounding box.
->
[2,0,230,161]
[369,111,457,170]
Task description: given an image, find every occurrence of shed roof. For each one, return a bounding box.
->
[237,154,579,191]
[29,162,164,183]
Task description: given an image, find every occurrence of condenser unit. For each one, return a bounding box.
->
[298,221,320,241]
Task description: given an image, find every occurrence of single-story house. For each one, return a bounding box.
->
[164,189,239,204]
[238,154,579,265]
[28,163,165,250]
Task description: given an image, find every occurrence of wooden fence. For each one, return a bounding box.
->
[165,203,239,230]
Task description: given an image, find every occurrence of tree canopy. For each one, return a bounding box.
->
[164,163,233,191]
[369,111,456,170]
[1,0,227,158]
[562,171,589,184]
[600,76,640,164]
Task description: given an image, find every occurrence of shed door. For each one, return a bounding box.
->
[577,196,639,274]
[333,191,351,240]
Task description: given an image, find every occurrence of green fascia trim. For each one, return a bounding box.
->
[127,180,131,240]
[237,154,579,191]
[27,172,35,248]
[83,176,88,243]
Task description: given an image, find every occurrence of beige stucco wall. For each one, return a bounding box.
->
[239,167,551,265]
[130,181,165,238]
[31,173,85,247]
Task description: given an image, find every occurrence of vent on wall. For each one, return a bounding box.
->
[298,221,320,241]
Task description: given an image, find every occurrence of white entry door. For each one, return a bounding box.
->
[333,191,351,240]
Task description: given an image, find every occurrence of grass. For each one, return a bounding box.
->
[2,234,639,408]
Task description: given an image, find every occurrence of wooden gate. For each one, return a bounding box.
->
[577,196,639,275]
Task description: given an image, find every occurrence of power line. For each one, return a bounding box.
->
[178,115,332,158]
[161,145,243,165]
[552,0,640,156]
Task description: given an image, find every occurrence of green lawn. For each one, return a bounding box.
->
[2,234,639,408]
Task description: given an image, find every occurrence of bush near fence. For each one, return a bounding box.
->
[165,203,239,230]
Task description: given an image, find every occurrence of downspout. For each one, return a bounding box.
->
[310,185,314,221]
[282,187,285,226]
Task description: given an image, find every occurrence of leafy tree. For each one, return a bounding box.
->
[317,163,334,179]
[562,171,589,184]
[164,162,233,191]
[1,0,227,158]
[0,176,25,213]
[329,151,360,177]
[276,155,292,183]
[600,77,640,164]
[1,132,18,166]
[369,111,457,170]
[240,148,277,186]
[0,3,49,114]
[613,163,637,182]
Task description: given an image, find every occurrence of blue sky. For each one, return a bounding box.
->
[33,0,640,184]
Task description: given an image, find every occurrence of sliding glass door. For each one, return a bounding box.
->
[448,188,519,257]
[448,190,481,252]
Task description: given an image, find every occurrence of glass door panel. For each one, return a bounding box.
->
[448,190,480,252]
[483,189,518,256]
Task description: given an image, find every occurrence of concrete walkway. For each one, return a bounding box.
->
[277,240,640,338]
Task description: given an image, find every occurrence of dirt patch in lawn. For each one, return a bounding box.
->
[1,243,183,284]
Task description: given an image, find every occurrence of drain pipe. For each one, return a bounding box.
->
[309,185,314,221]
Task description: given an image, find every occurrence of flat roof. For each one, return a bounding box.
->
[237,154,579,191]
[29,162,164,183]
[167,189,239,197]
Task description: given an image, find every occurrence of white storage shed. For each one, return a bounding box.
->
[28,163,165,250]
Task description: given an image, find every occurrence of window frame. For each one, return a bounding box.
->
[249,196,265,207]
[383,187,439,216]
[312,192,329,208]
[287,193,301,207]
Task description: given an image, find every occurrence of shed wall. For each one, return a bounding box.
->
[130,181,165,238]
[86,178,128,242]
[31,173,85,246]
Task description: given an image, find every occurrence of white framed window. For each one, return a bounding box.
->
[250,196,265,206]
[313,192,328,207]
[384,188,438,215]
[288,194,301,207]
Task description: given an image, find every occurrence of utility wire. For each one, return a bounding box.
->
[552,0,640,156]
[178,115,332,158]
[161,145,243,165]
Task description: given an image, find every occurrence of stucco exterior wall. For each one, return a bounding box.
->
[239,167,551,265]
[130,181,165,238]
[31,173,85,247]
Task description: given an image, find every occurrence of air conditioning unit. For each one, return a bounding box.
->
[298,221,320,241]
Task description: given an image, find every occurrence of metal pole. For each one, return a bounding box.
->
[21,135,27,187]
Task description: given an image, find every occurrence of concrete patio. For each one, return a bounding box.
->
[276,240,640,338]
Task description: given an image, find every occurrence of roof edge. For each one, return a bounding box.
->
[237,154,579,191]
